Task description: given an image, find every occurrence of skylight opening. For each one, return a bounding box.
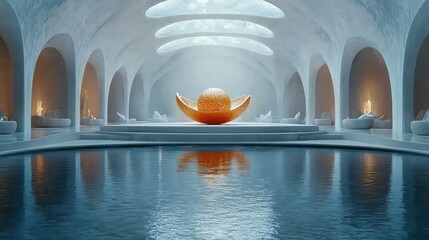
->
[157,36,274,56]
[156,19,274,38]
[146,0,285,19]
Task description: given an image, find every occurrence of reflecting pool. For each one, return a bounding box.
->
[0,146,428,239]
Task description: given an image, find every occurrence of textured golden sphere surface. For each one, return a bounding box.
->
[197,88,231,112]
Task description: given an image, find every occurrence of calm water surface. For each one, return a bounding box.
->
[0,146,428,239]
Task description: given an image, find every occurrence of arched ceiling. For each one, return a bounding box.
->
[6,0,424,85]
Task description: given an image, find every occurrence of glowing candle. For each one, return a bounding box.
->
[36,100,44,116]
[363,99,372,115]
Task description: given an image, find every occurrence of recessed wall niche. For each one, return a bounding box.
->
[32,47,68,119]
[129,76,144,121]
[349,47,392,119]
[81,63,101,120]
[284,73,306,118]
[315,64,335,120]
[0,37,13,119]
[108,71,126,123]
[414,35,429,119]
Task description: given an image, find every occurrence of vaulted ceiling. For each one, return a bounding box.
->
[5,0,424,85]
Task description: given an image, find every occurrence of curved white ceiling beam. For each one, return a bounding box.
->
[156,19,274,38]
[146,0,285,19]
[158,36,274,55]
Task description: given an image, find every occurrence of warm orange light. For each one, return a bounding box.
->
[176,88,251,124]
[363,98,372,114]
[177,150,249,177]
[36,100,44,116]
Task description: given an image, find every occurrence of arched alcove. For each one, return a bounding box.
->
[108,71,127,123]
[414,35,429,119]
[349,47,392,120]
[315,64,335,119]
[0,1,24,132]
[403,0,429,132]
[284,73,306,118]
[129,75,145,120]
[0,37,13,119]
[31,47,68,120]
[80,63,100,120]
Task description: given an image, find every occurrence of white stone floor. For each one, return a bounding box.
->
[0,124,428,156]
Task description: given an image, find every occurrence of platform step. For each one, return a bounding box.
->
[81,131,337,142]
[100,123,319,134]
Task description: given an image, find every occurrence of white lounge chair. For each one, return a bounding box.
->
[280,111,305,124]
[82,116,104,126]
[315,112,333,126]
[373,118,392,129]
[411,109,429,135]
[343,113,376,129]
[31,109,71,128]
[343,118,374,129]
[255,111,272,123]
[148,111,168,123]
[0,109,17,134]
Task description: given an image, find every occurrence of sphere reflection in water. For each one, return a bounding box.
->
[177,150,250,180]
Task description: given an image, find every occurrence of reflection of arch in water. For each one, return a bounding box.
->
[340,150,392,214]
[308,149,335,198]
[31,152,76,217]
[281,148,306,187]
[402,154,429,237]
[80,151,105,198]
[107,149,129,183]
[0,157,25,232]
[177,150,249,177]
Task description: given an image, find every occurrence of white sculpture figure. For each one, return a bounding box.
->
[280,111,304,124]
[152,111,168,122]
[358,112,376,120]
[116,112,127,122]
[255,111,272,123]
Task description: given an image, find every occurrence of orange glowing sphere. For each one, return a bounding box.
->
[197,88,231,112]
[176,88,251,125]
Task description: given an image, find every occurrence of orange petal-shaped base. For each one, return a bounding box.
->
[176,93,251,125]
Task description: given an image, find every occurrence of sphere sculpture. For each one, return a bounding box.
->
[176,88,251,124]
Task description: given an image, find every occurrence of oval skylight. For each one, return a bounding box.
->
[156,19,274,38]
[146,0,285,19]
[158,36,274,55]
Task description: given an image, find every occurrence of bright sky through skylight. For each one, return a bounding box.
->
[158,36,274,55]
[146,0,285,18]
[156,19,274,38]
